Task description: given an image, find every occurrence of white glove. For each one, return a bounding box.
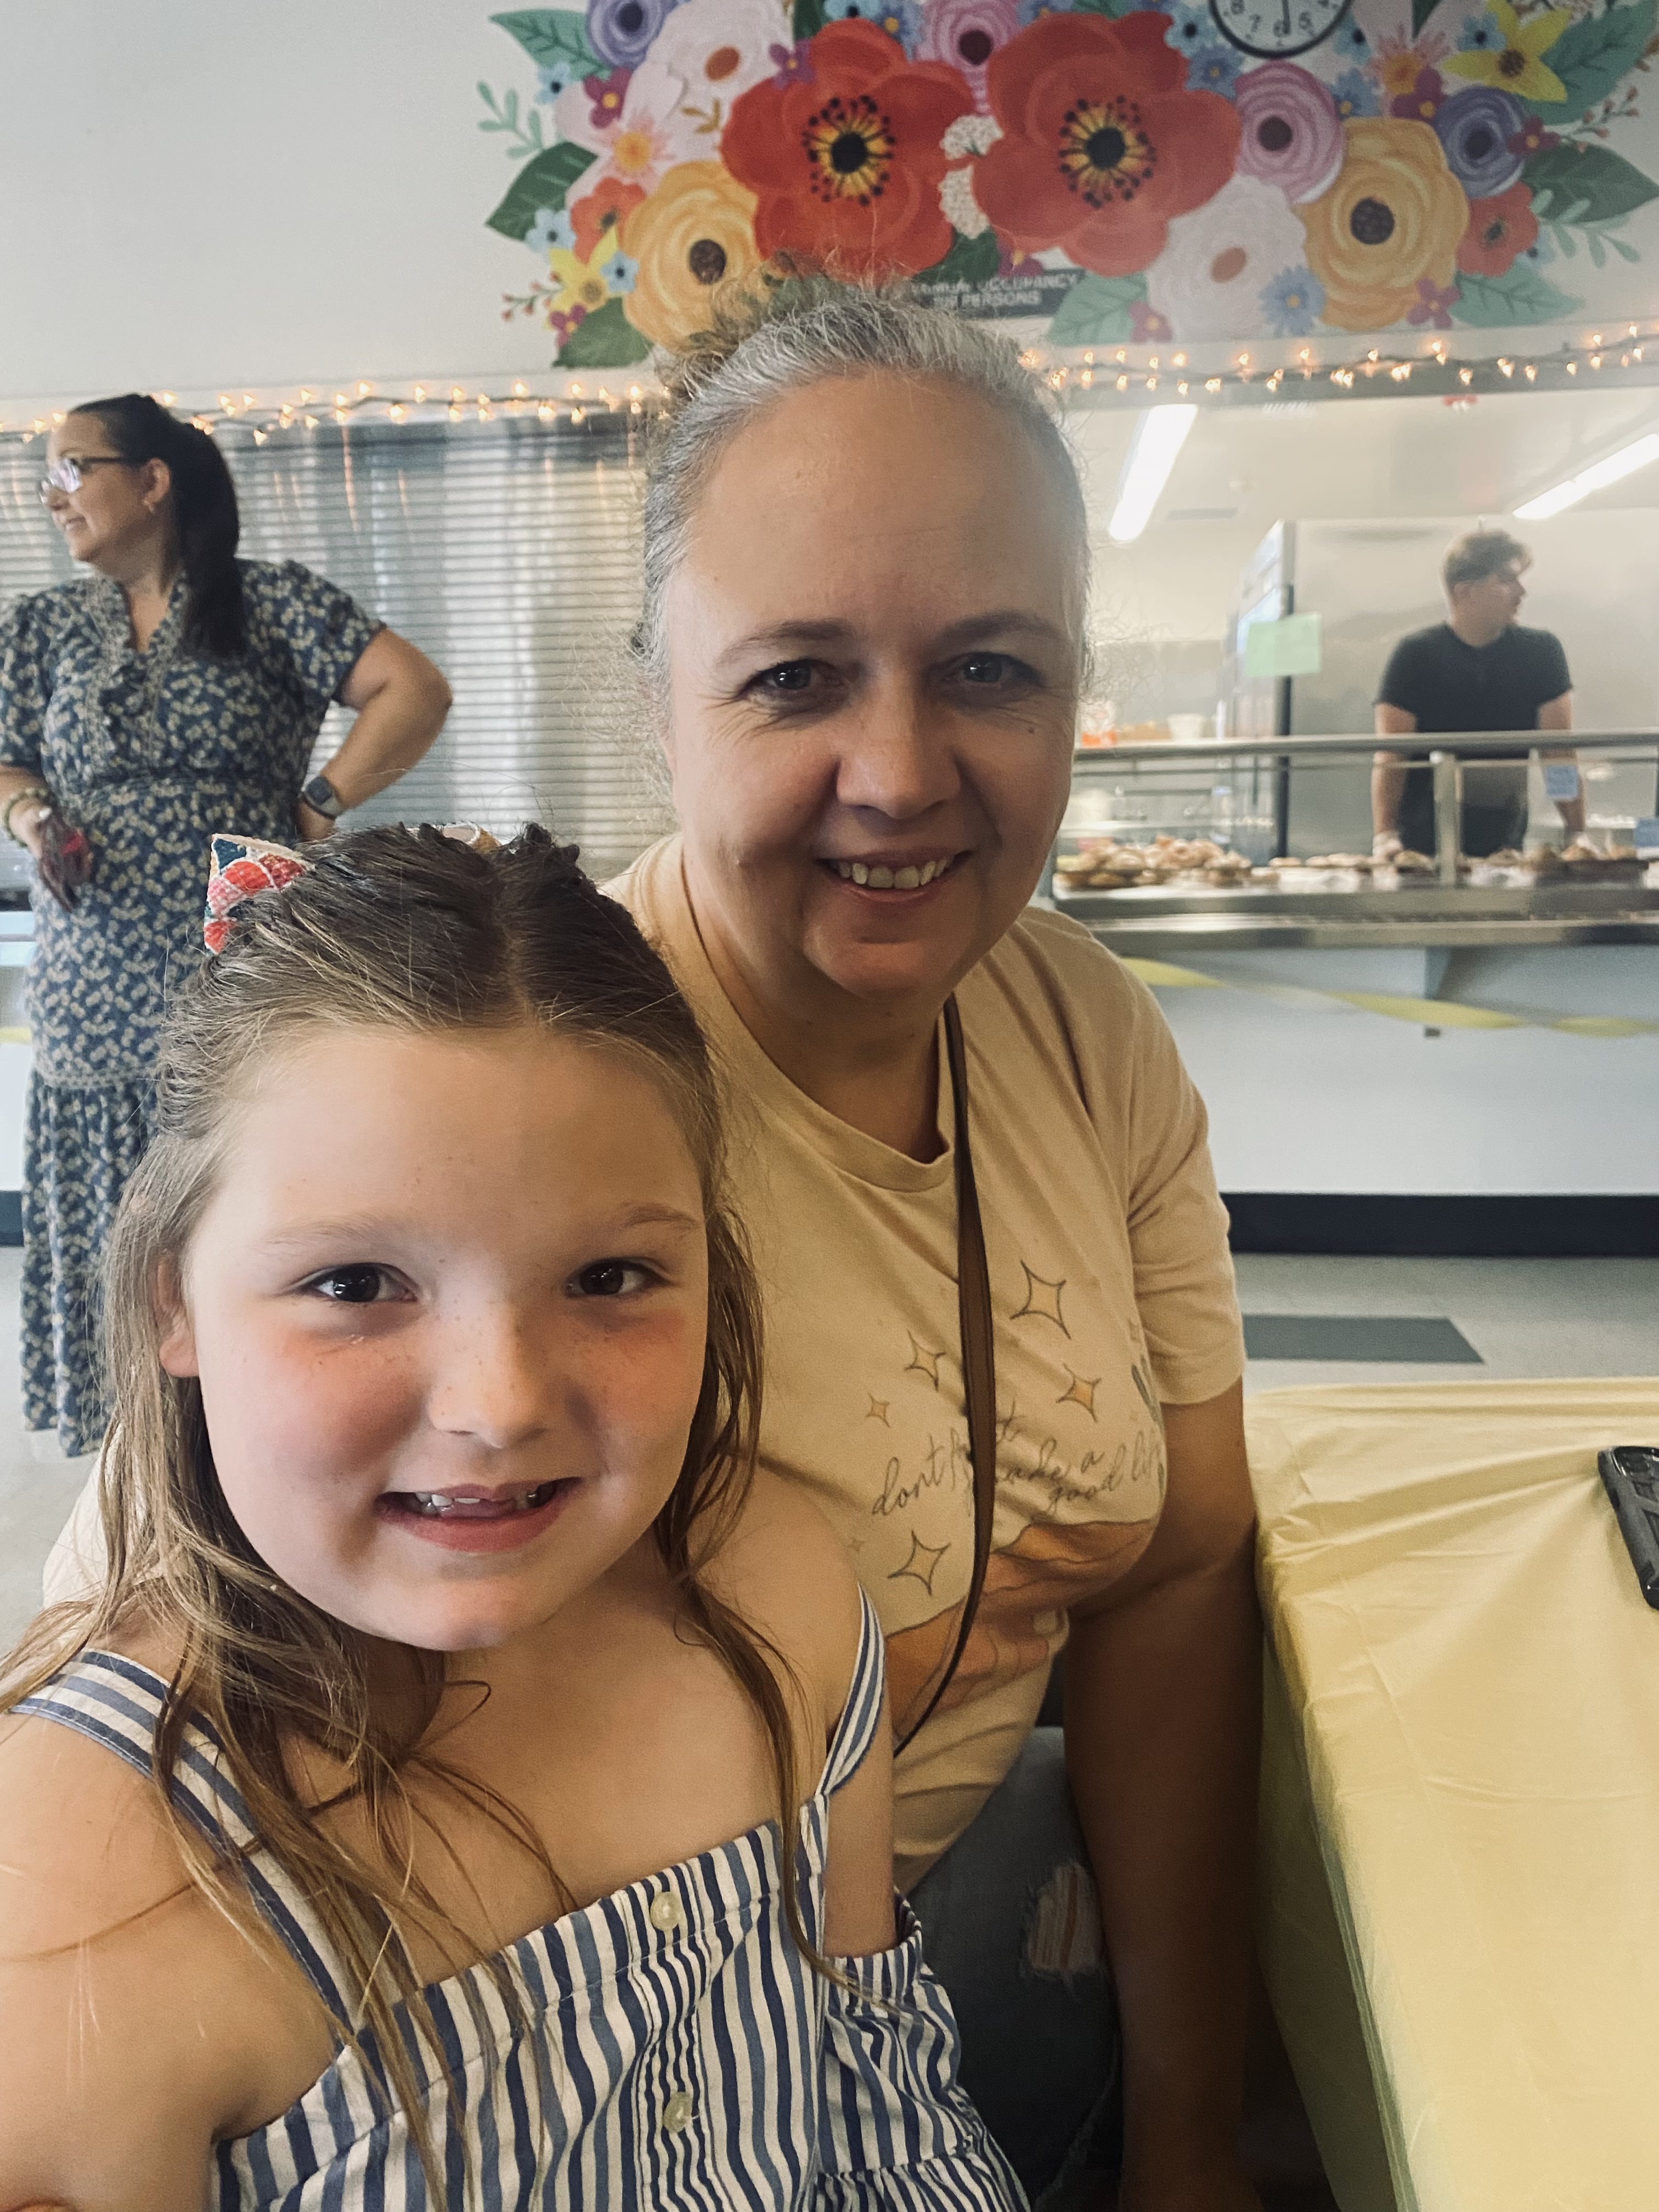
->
[1373,832,1403,861]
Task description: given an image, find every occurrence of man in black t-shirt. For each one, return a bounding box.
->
[1373,528,1583,859]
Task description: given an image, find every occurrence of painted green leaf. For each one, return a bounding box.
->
[1521,141,1659,224]
[1047,273,1148,345]
[1451,264,1583,328]
[1411,0,1442,37]
[792,0,826,37]
[1522,0,1655,119]
[556,296,653,368]
[491,10,598,71]
[1074,0,1147,15]
[487,142,598,239]
[918,229,1002,288]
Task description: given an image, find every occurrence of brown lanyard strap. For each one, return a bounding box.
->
[895,994,998,1757]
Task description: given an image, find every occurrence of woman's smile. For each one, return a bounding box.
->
[821,850,966,893]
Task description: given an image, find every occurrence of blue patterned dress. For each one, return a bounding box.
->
[0,562,380,1453]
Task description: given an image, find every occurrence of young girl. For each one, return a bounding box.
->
[0,825,1023,2211]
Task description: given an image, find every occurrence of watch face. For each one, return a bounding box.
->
[1209,0,1353,59]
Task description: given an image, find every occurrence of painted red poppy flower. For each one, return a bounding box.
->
[1457,180,1538,275]
[721,20,973,275]
[975,12,1240,278]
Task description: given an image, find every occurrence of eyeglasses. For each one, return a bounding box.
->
[37,455,131,505]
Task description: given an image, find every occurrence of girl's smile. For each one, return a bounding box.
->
[376,1474,582,1551]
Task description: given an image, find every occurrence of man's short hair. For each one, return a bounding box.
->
[1444,528,1530,594]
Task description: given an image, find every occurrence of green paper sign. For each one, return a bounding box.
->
[1244,613,1323,680]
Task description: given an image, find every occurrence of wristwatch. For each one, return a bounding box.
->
[300,773,345,820]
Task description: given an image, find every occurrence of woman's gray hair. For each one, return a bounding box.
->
[634,276,1092,697]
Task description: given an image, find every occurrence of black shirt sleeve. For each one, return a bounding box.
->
[1532,629,1571,706]
[1376,632,1430,720]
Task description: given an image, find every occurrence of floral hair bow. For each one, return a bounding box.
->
[203,834,309,952]
[202,824,505,952]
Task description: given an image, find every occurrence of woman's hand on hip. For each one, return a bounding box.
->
[33,812,94,912]
[295,800,336,843]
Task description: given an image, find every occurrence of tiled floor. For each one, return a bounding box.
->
[4,1248,1654,1646]
[1235,1251,1659,1393]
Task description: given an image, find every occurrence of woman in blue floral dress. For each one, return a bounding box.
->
[0,395,452,1454]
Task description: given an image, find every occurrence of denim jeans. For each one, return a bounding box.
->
[907,1728,1121,2208]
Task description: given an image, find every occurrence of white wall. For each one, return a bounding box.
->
[0,0,556,408]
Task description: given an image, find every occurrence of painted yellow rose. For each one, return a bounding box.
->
[619,162,762,348]
[1300,119,1469,332]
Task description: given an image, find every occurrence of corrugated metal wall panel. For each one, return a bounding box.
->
[0,416,673,892]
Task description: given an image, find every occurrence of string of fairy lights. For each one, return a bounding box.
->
[1,319,1656,443]
[0,378,659,445]
[1023,318,1657,402]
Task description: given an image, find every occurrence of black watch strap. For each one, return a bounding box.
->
[301,774,345,820]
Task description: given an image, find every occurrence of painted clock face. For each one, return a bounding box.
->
[1208,0,1355,60]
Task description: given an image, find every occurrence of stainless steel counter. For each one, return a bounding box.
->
[1052,880,1659,953]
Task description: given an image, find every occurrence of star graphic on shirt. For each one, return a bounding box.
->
[1058,1368,1100,1419]
[1012,1262,1069,1336]
[888,1532,950,1595]
[905,1334,945,1389]
[866,1396,890,1425]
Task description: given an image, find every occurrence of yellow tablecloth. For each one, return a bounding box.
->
[1246,1379,1659,2212]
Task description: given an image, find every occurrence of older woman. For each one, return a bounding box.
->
[44,298,1259,2208]
[1,394,451,1455]
[611,288,1261,2210]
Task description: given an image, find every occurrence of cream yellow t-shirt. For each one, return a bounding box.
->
[616,838,1246,1888]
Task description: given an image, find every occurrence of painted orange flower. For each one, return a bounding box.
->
[721,20,973,276]
[569,175,648,261]
[975,12,1240,279]
[1457,180,1538,275]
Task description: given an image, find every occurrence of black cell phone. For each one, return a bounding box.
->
[1598,1447,1659,1609]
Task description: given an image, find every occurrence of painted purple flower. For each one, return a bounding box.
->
[1389,66,1444,124]
[583,65,632,129]
[549,301,591,341]
[917,0,1023,109]
[1435,83,1526,196]
[1406,275,1457,329]
[1131,300,1174,342]
[1235,61,1344,205]
[586,0,683,71]
[768,37,815,85]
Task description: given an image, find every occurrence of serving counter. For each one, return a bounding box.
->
[1045,731,1659,1210]
[1047,730,1658,956]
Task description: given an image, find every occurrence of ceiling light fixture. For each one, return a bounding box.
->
[1514,431,1659,520]
[1107,404,1198,543]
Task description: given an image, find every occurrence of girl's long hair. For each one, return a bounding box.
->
[74,392,246,658]
[0,823,808,2196]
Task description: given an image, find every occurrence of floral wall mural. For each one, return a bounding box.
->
[478,0,1659,363]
